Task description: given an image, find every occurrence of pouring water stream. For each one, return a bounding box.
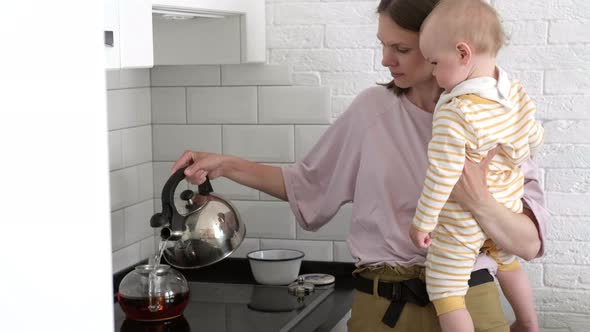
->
[148,240,168,312]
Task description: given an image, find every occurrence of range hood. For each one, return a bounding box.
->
[152,5,233,19]
[151,0,265,64]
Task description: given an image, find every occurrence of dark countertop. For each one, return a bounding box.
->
[113,258,355,332]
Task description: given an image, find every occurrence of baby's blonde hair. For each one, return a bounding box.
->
[423,0,505,55]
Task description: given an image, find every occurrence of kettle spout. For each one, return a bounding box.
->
[161,227,183,241]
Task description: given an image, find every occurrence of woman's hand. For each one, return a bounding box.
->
[170,150,231,185]
[450,147,541,260]
[450,148,497,211]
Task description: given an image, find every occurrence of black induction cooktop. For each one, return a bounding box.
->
[114,281,334,332]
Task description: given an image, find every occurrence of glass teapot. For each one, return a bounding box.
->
[118,264,190,321]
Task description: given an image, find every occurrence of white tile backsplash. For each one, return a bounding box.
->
[118,69,151,89]
[107,88,151,130]
[260,239,333,262]
[111,210,126,251]
[106,70,119,90]
[113,242,141,273]
[140,236,157,262]
[222,125,294,162]
[152,125,222,161]
[151,88,187,124]
[187,87,257,124]
[108,130,123,170]
[109,65,349,272]
[221,64,292,86]
[124,200,155,244]
[229,238,260,258]
[258,87,331,124]
[333,241,355,263]
[153,162,175,198]
[294,125,329,161]
[204,177,260,200]
[151,65,221,86]
[106,69,150,90]
[110,167,140,211]
[233,201,296,239]
[121,126,152,166]
[109,73,154,272]
[153,199,161,215]
[137,162,154,201]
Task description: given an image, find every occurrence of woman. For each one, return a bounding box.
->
[170,0,548,331]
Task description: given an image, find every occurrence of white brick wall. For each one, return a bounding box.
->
[503,0,590,326]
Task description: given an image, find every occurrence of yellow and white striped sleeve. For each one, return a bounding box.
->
[525,91,544,151]
[514,88,544,156]
[529,119,544,151]
[412,105,475,233]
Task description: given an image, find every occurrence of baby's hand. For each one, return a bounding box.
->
[410,227,431,249]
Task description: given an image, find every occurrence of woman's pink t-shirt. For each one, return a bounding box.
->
[282,86,549,271]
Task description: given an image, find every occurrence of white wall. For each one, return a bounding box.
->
[1,1,114,331]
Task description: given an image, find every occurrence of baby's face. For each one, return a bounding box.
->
[419,25,468,92]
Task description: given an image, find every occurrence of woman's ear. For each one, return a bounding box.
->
[456,42,472,65]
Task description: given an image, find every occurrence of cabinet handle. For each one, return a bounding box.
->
[104,31,114,47]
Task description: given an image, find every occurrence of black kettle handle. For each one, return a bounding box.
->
[160,167,187,220]
[160,166,215,222]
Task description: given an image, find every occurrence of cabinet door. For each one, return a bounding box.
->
[104,0,120,69]
[119,0,154,68]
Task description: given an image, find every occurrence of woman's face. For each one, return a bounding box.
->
[377,14,435,90]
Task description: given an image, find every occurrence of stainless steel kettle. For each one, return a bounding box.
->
[150,166,246,269]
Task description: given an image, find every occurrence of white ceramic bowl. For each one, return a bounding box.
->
[247,249,305,285]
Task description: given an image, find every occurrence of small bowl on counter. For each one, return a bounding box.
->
[247,249,305,285]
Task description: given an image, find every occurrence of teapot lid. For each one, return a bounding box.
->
[134,264,171,275]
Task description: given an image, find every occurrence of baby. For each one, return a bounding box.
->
[410,0,543,331]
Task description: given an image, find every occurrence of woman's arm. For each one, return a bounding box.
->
[171,151,287,200]
[467,198,540,261]
[450,149,542,261]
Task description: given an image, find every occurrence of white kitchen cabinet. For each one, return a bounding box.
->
[104,0,154,69]
[120,0,154,68]
[105,0,264,68]
[152,0,265,65]
[104,0,120,69]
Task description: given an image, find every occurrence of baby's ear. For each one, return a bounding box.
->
[456,42,472,64]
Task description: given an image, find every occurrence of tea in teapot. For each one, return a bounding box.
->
[117,264,189,321]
